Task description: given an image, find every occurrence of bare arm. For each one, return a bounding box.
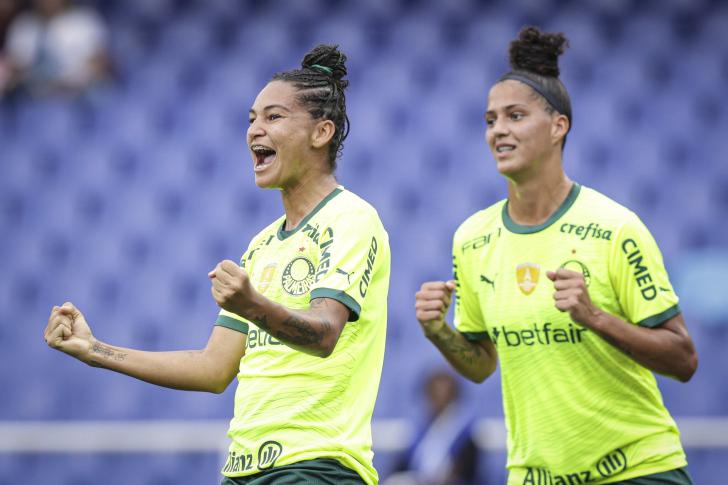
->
[416,281,498,383]
[210,260,349,358]
[548,269,698,382]
[426,324,498,383]
[583,311,696,382]
[44,303,246,394]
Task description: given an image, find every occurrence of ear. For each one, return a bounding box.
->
[311,119,336,148]
[551,113,570,146]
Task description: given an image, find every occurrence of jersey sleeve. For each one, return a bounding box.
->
[608,213,680,327]
[310,209,389,322]
[216,309,250,334]
[452,230,488,341]
[213,236,264,335]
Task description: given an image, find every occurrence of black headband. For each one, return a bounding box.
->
[499,72,570,120]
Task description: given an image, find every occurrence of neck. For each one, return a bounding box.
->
[281,172,338,230]
[506,163,572,227]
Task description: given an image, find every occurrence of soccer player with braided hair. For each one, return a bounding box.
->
[416,27,697,484]
[45,44,390,484]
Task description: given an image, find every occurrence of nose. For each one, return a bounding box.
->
[247,118,265,143]
[489,117,509,137]
[486,118,508,146]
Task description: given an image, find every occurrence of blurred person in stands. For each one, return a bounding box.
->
[2,0,108,96]
[385,368,479,485]
[44,44,390,485]
[0,0,20,90]
[415,27,697,484]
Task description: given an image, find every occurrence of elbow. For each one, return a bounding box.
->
[468,373,488,384]
[467,362,497,384]
[678,352,698,383]
[315,342,336,359]
[206,372,237,394]
[209,382,229,394]
[313,334,342,358]
[678,338,699,383]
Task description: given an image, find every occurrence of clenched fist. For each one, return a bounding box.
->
[44,302,94,361]
[547,268,600,328]
[415,280,456,337]
[209,260,260,316]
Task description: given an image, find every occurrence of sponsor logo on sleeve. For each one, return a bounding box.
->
[359,237,378,298]
[621,238,657,300]
[315,227,334,282]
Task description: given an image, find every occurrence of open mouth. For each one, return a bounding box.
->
[496,144,515,154]
[251,145,277,171]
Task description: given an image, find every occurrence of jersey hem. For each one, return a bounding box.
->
[278,187,343,240]
[222,452,376,485]
[600,459,689,484]
[637,304,681,328]
[216,315,250,334]
[310,287,362,321]
[502,183,581,234]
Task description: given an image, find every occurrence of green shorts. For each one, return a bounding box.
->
[220,458,365,485]
[616,467,693,485]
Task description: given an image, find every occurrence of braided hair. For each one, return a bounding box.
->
[272,44,350,170]
[498,27,572,147]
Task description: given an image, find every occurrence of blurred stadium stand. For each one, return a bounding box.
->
[1,0,727,483]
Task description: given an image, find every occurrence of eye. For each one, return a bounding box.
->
[485,118,495,127]
[248,117,255,125]
[510,112,524,121]
[267,113,282,121]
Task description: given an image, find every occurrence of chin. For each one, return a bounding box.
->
[495,159,521,176]
[253,174,275,189]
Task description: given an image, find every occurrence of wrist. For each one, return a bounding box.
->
[587,307,611,333]
[237,291,266,320]
[423,320,447,339]
[84,336,99,366]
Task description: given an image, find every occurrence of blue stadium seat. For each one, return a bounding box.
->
[2,3,728,483]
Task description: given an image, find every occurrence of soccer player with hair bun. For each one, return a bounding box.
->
[45,44,389,485]
[416,27,697,484]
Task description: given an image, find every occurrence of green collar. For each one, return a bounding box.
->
[277,187,343,240]
[502,183,581,234]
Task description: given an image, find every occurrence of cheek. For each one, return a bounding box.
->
[518,123,548,148]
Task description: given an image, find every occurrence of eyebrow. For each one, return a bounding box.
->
[485,104,527,116]
[249,104,291,115]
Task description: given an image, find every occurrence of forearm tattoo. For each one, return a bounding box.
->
[250,311,330,347]
[432,327,483,365]
[277,315,327,346]
[90,342,127,362]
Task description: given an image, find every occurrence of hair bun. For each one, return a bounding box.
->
[509,26,569,77]
[302,44,349,88]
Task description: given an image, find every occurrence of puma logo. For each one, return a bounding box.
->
[480,274,496,291]
[336,268,354,284]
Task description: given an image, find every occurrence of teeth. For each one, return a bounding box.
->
[497,146,515,153]
[251,145,275,154]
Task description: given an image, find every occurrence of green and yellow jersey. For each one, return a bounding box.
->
[215,187,390,484]
[453,183,686,484]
